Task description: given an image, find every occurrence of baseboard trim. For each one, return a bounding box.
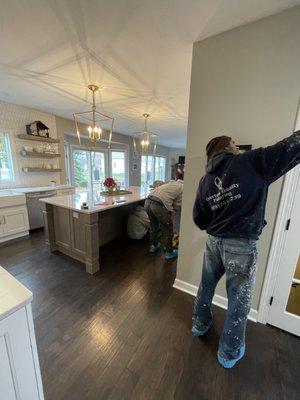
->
[0,231,29,245]
[173,278,258,323]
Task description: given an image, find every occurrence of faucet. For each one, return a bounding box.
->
[50,180,57,188]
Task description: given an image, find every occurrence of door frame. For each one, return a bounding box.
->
[258,165,300,323]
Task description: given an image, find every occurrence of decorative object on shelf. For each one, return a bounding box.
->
[103,177,117,195]
[26,121,49,137]
[35,145,44,153]
[133,113,158,156]
[24,145,33,152]
[73,84,114,147]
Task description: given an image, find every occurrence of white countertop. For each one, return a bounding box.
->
[0,190,26,207]
[0,267,33,321]
[0,189,25,197]
[40,186,149,214]
[12,184,73,194]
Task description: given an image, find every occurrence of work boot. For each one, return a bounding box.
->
[149,243,161,254]
[191,322,212,337]
[217,346,246,369]
[165,249,178,260]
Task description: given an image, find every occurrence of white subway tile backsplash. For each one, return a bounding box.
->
[0,101,61,188]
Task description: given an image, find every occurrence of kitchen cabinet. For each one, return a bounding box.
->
[0,267,44,399]
[0,206,29,242]
[0,217,5,236]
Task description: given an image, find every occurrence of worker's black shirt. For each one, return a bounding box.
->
[193,131,300,239]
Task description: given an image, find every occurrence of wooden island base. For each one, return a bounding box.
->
[43,202,136,274]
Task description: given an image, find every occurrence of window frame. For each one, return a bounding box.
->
[154,155,167,182]
[69,144,129,191]
[108,149,129,188]
[0,132,15,183]
[141,154,167,186]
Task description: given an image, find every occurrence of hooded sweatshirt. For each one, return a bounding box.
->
[148,180,183,213]
[193,131,300,239]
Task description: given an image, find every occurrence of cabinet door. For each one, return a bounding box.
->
[3,206,29,235]
[0,308,42,400]
[0,214,5,237]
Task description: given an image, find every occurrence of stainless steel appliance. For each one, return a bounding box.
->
[26,191,56,230]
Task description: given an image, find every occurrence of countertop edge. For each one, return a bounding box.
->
[0,267,33,321]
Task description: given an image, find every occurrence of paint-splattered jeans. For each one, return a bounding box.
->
[193,235,257,359]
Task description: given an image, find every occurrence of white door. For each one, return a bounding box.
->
[267,168,300,336]
[71,148,107,193]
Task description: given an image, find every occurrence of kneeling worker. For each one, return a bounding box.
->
[145,171,184,260]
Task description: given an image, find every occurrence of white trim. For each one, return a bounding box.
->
[257,166,300,323]
[0,231,29,244]
[173,278,258,322]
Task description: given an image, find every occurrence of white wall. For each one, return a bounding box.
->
[0,101,61,188]
[177,6,300,310]
[0,102,178,190]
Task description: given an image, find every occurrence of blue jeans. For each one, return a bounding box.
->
[193,235,257,359]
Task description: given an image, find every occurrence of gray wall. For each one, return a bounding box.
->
[55,116,174,186]
[177,7,300,310]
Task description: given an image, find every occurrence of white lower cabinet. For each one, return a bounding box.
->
[0,305,44,400]
[0,206,29,241]
[0,218,5,236]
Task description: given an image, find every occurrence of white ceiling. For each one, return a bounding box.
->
[0,0,299,148]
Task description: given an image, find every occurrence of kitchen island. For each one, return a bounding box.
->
[41,187,148,274]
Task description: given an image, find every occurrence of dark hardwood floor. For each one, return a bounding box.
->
[1,232,299,400]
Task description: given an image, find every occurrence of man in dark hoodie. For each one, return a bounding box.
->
[192,130,300,369]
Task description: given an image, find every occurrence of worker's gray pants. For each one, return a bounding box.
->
[144,199,173,251]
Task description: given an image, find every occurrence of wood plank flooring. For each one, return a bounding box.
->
[1,232,299,400]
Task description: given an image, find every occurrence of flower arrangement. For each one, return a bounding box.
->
[103,177,117,188]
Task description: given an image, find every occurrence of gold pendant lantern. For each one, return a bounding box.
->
[73,84,114,147]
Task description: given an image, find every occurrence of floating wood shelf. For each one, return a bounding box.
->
[20,150,61,158]
[22,167,62,173]
[17,134,60,143]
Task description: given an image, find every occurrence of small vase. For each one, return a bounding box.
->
[107,186,115,195]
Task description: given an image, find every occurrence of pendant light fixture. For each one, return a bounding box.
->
[133,113,158,156]
[73,84,114,147]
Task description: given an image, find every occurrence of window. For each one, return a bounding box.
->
[110,151,126,187]
[154,156,166,181]
[0,133,14,182]
[71,147,128,194]
[141,155,166,187]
